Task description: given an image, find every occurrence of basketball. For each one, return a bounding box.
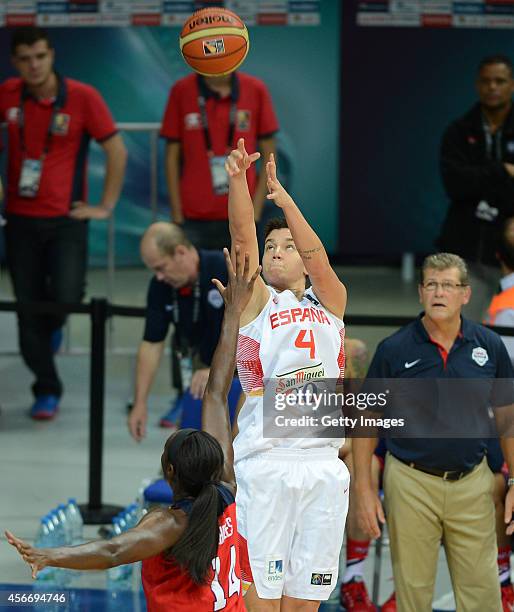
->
[179,8,249,77]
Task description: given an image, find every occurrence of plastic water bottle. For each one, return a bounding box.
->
[49,510,70,587]
[57,505,72,545]
[123,504,136,529]
[116,512,128,533]
[34,518,54,583]
[64,498,83,545]
[57,505,73,586]
[48,511,63,554]
[106,518,133,591]
[44,515,56,545]
[120,508,131,530]
[131,504,142,528]
[33,517,61,612]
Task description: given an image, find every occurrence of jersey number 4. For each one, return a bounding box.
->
[294,329,316,359]
[211,544,241,610]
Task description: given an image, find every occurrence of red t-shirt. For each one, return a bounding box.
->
[0,76,117,217]
[141,488,245,611]
[160,72,279,221]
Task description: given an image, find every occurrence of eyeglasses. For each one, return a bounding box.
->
[421,281,468,293]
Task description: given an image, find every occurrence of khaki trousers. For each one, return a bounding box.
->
[383,453,500,612]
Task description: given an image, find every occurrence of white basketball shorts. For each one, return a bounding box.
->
[235,446,350,600]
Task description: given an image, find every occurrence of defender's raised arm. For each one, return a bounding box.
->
[202,247,260,485]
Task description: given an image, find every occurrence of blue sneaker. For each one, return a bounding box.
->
[50,328,63,354]
[31,395,59,420]
[159,396,183,429]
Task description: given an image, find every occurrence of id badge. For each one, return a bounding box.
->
[209,155,229,195]
[18,158,43,198]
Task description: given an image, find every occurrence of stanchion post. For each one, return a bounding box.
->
[79,297,123,524]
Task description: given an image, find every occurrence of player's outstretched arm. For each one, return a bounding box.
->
[203,247,260,487]
[266,153,347,318]
[5,510,182,579]
[226,138,268,321]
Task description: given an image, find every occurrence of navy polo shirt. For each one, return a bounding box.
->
[143,250,227,366]
[366,314,514,471]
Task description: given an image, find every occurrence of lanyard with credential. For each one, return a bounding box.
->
[197,93,237,156]
[19,90,61,161]
[172,280,201,350]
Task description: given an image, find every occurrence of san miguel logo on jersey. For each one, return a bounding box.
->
[274,362,325,393]
[269,306,331,330]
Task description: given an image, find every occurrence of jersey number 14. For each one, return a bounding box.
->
[211,544,241,610]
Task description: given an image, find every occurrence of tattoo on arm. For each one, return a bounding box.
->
[298,246,322,260]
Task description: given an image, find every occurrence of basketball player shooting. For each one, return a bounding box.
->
[225,138,351,611]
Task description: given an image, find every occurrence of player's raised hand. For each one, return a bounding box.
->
[266,153,294,209]
[225,138,260,177]
[212,247,261,314]
[5,530,49,579]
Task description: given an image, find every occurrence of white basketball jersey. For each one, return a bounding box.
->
[234,285,345,462]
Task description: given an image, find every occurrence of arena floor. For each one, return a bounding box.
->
[0,265,486,610]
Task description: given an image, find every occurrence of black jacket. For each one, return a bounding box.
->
[438,103,514,264]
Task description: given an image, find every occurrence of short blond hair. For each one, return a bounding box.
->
[420,253,469,285]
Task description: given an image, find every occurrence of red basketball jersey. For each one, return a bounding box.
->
[142,485,244,611]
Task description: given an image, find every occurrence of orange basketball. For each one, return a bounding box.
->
[179,8,249,77]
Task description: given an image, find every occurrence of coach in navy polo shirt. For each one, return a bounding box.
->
[128,222,228,442]
[353,253,514,612]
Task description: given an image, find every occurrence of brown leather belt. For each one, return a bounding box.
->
[394,455,474,481]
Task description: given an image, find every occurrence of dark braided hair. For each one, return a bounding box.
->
[165,430,224,584]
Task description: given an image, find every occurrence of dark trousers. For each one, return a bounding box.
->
[5,214,88,398]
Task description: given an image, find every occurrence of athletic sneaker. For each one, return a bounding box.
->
[159,397,182,429]
[31,395,59,420]
[381,591,397,612]
[501,584,514,612]
[340,577,377,611]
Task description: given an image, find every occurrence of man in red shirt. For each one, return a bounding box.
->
[161,71,279,250]
[0,27,127,420]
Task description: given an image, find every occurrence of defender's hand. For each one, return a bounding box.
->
[212,247,261,314]
[5,531,48,579]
